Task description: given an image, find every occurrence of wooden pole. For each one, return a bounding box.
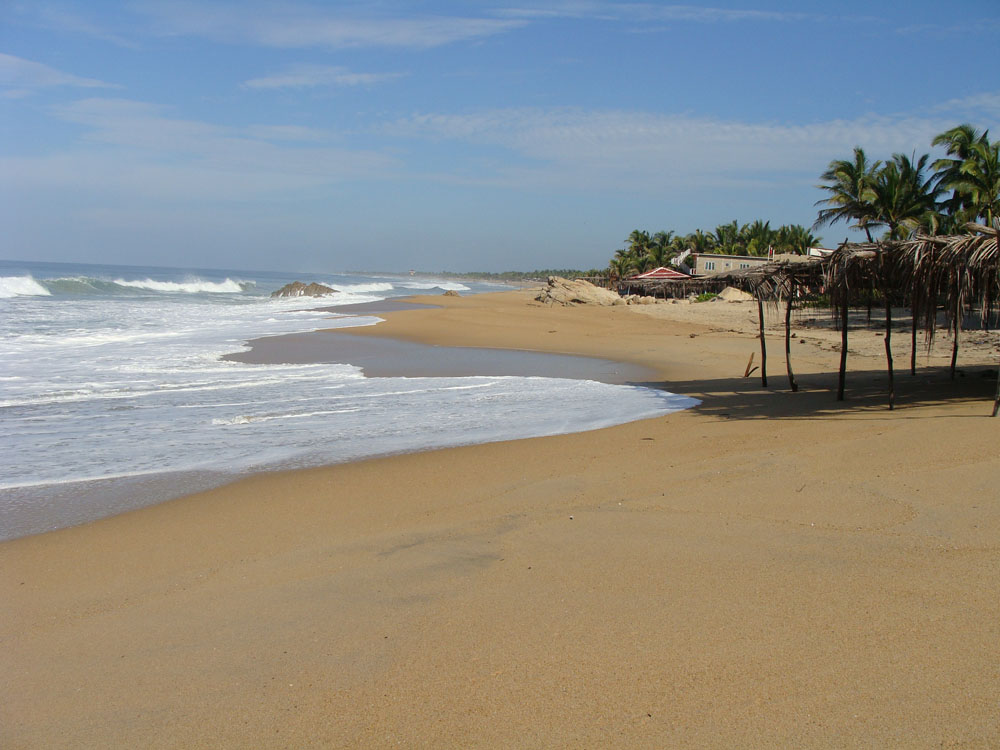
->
[784,280,798,392]
[838,295,849,401]
[993,350,1000,417]
[910,294,919,376]
[757,296,768,388]
[950,298,961,380]
[885,296,895,410]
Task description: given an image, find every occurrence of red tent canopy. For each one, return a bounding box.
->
[628,266,690,280]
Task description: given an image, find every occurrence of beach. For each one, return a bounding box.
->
[3,289,999,747]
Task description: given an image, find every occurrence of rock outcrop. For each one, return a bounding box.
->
[535,276,624,306]
[271,281,336,298]
[443,289,461,297]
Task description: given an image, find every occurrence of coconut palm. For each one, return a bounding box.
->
[933,124,992,227]
[815,146,882,241]
[741,219,776,256]
[870,153,943,240]
[608,255,635,282]
[776,224,822,255]
[943,138,1000,226]
[685,229,716,254]
[713,221,742,254]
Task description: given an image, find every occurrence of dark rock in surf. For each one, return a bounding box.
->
[271,281,336,298]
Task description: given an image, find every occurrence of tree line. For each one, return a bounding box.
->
[609,123,999,280]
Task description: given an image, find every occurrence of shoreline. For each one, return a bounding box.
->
[3,289,999,747]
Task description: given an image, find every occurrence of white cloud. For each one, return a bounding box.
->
[497,2,814,24]
[930,92,1000,120]
[386,105,982,193]
[2,97,397,200]
[137,1,526,48]
[6,4,138,48]
[0,52,119,89]
[243,64,404,90]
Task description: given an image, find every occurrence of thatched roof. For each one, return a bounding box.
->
[620,257,824,302]
[825,223,1000,337]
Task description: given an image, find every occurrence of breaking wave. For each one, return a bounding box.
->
[0,276,52,298]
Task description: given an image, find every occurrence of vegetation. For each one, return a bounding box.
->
[608,123,998,280]
[607,222,822,281]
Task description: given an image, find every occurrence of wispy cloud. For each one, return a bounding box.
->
[929,92,1000,120]
[6,4,138,48]
[137,1,526,48]
[0,52,120,90]
[497,2,815,24]
[2,97,397,200]
[386,104,983,192]
[243,64,405,90]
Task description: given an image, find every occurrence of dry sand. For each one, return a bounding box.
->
[3,290,999,748]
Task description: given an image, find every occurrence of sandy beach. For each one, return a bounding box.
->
[3,289,999,748]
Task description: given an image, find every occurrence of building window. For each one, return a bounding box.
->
[704,261,715,271]
[739,262,751,269]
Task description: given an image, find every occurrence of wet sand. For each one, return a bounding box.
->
[3,289,999,748]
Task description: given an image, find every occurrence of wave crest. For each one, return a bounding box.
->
[112,277,251,294]
[0,276,52,298]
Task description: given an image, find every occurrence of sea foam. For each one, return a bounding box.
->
[112,277,250,294]
[0,276,51,298]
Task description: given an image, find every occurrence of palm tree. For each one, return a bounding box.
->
[608,255,634,282]
[741,219,775,256]
[870,153,943,240]
[713,220,742,253]
[941,137,1000,227]
[776,224,822,255]
[815,146,882,241]
[638,230,676,270]
[685,229,716,254]
[933,124,991,227]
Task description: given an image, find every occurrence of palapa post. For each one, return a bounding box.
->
[784,279,797,392]
[757,296,768,388]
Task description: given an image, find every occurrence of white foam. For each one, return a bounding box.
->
[402,281,471,291]
[112,277,247,293]
[330,282,395,294]
[0,276,51,298]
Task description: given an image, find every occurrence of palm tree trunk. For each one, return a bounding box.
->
[838,295,849,401]
[784,281,797,392]
[757,296,768,388]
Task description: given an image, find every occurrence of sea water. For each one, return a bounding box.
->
[0,259,698,539]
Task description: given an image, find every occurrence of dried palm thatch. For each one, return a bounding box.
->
[639,259,824,390]
[825,224,1000,412]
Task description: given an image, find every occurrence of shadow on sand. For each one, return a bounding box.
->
[636,365,998,422]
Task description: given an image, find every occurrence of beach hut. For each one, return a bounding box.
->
[825,224,999,413]
[629,267,692,281]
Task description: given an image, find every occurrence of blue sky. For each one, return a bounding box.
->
[2,1,999,272]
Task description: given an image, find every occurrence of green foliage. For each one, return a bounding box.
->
[694,292,718,302]
[606,124,996,276]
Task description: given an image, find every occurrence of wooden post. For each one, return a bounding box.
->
[784,280,798,392]
[993,350,1000,417]
[885,296,895,410]
[910,295,918,376]
[950,299,961,380]
[757,296,768,388]
[838,295,849,401]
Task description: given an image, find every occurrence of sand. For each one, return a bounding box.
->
[3,290,999,748]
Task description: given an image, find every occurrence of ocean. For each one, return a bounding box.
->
[0,259,698,540]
